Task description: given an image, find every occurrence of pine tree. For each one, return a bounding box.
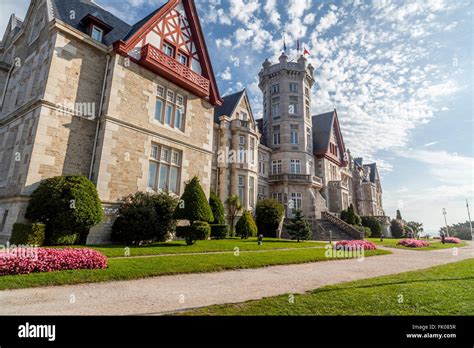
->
[285,210,312,242]
[173,177,213,224]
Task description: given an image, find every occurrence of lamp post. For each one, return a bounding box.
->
[442,208,449,237]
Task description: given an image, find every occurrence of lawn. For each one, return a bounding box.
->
[0,245,389,290]
[180,258,474,316]
[86,238,327,258]
[367,237,468,251]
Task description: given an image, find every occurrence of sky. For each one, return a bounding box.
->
[0,0,473,232]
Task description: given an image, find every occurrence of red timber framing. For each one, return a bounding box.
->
[113,0,222,106]
[314,110,348,167]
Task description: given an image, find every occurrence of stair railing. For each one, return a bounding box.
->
[321,211,363,240]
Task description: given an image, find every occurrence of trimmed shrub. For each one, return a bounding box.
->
[0,248,107,276]
[25,175,103,245]
[361,216,382,237]
[48,229,78,246]
[173,177,213,224]
[285,210,312,242]
[235,211,258,239]
[176,221,211,245]
[354,225,372,238]
[210,224,229,239]
[444,237,461,244]
[10,223,46,246]
[397,239,429,248]
[390,219,405,238]
[112,192,178,245]
[335,240,377,251]
[209,191,226,225]
[255,199,284,238]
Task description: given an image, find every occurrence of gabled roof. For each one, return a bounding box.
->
[51,0,132,46]
[312,109,347,164]
[113,0,222,106]
[214,89,245,123]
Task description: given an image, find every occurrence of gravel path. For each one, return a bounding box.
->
[0,243,472,315]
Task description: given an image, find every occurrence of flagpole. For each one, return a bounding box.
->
[467,199,473,240]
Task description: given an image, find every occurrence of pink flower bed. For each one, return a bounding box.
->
[335,240,377,250]
[444,237,461,244]
[0,248,107,276]
[397,239,430,248]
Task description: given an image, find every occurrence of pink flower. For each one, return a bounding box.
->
[444,237,461,244]
[335,240,377,250]
[0,248,107,276]
[397,239,430,248]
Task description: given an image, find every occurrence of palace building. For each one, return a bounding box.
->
[0,0,388,244]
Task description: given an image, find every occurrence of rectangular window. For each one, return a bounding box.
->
[271,97,280,118]
[161,148,169,162]
[249,177,255,208]
[289,83,298,92]
[165,105,173,125]
[155,99,163,122]
[239,135,245,145]
[238,175,245,205]
[272,160,282,174]
[290,125,299,144]
[273,125,280,145]
[259,154,266,175]
[151,145,159,160]
[290,159,301,174]
[289,96,298,114]
[147,144,182,194]
[177,52,188,65]
[239,146,245,163]
[148,162,158,188]
[271,84,280,94]
[157,85,165,98]
[272,193,283,204]
[163,42,175,57]
[290,192,303,211]
[91,26,103,42]
[307,127,312,149]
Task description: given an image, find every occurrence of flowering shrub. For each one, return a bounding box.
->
[397,239,430,248]
[335,240,377,250]
[444,237,461,244]
[0,248,107,276]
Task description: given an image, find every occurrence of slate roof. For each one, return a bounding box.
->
[51,0,132,46]
[311,111,335,154]
[364,163,378,183]
[213,89,245,123]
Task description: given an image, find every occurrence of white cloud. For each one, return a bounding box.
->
[230,55,240,67]
[220,66,232,81]
[264,0,281,27]
[216,38,232,48]
[316,11,338,33]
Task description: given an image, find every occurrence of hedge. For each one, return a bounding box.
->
[210,224,229,239]
[176,221,211,245]
[10,223,46,246]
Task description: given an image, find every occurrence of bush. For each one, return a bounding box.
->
[361,216,382,237]
[174,177,213,224]
[285,210,312,242]
[176,221,211,245]
[235,211,258,239]
[112,192,178,245]
[341,204,360,226]
[209,191,226,225]
[25,175,103,245]
[397,239,430,248]
[335,240,377,251]
[10,223,46,246]
[0,248,107,276]
[255,199,284,238]
[390,219,405,238]
[354,225,372,238]
[48,229,78,246]
[444,237,461,244]
[210,224,229,239]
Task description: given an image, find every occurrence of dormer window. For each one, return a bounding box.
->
[91,26,103,42]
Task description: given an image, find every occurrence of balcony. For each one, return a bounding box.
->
[269,174,322,186]
[328,180,349,190]
[139,44,210,98]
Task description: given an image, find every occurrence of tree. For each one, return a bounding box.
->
[361,216,382,237]
[225,195,242,237]
[26,175,103,245]
[341,204,361,226]
[440,221,473,240]
[255,199,285,238]
[396,209,403,220]
[173,177,213,224]
[390,219,404,238]
[235,210,258,239]
[209,191,226,225]
[285,210,312,242]
[406,221,423,238]
[112,192,179,245]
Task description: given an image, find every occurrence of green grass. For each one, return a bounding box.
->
[367,237,468,251]
[0,246,389,290]
[85,238,327,258]
[180,258,474,316]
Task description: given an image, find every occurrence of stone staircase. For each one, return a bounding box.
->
[312,219,355,241]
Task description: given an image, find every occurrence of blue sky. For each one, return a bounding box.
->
[1,0,472,232]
